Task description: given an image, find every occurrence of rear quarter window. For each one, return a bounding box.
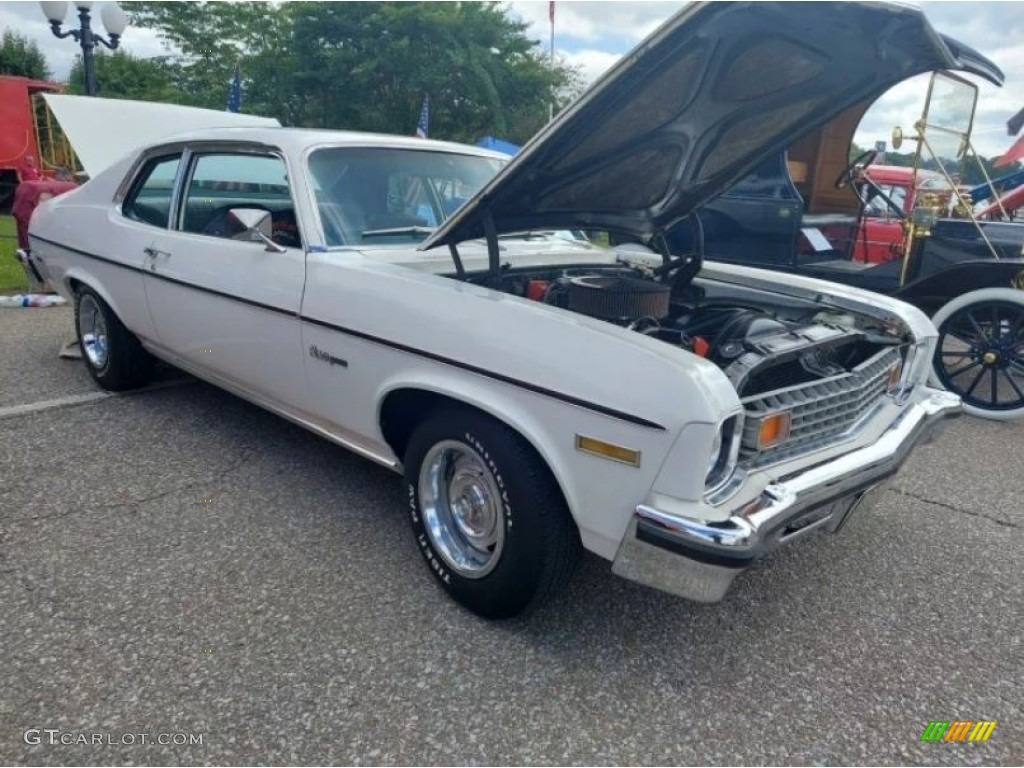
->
[123,154,182,229]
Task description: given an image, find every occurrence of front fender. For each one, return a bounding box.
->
[898,258,1024,316]
[374,371,691,559]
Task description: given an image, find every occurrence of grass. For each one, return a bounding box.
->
[0,215,29,294]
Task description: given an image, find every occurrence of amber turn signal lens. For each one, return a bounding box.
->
[757,412,792,450]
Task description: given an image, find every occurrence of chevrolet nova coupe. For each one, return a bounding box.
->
[30,2,963,618]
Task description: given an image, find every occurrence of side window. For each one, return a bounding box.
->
[865,184,905,217]
[123,154,181,228]
[181,153,301,248]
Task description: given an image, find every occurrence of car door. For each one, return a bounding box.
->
[143,147,308,407]
[105,151,185,343]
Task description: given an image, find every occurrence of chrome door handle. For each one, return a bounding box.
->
[143,247,171,271]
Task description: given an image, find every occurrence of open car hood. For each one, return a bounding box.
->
[43,94,280,177]
[424,1,1003,250]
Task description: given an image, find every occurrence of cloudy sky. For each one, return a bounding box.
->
[1,0,1021,156]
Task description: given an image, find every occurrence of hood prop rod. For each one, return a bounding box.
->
[482,209,502,287]
[448,243,466,280]
[653,232,672,267]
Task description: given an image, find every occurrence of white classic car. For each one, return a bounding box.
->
[30,2,966,618]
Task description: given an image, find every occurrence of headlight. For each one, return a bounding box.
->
[705,414,743,496]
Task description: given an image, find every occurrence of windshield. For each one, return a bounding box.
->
[919,72,977,170]
[307,147,505,246]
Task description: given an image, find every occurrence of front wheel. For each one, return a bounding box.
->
[404,409,580,619]
[930,288,1024,420]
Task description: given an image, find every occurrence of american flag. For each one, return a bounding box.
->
[226,64,242,113]
[415,94,429,139]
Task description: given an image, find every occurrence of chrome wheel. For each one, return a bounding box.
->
[418,440,505,578]
[78,293,109,369]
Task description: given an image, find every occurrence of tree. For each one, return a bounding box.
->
[958,153,1018,186]
[67,50,187,103]
[285,2,575,142]
[125,1,579,142]
[0,30,51,80]
[127,1,288,114]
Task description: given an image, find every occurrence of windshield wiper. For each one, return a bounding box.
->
[360,226,436,239]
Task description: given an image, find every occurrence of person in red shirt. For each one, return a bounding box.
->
[19,155,42,182]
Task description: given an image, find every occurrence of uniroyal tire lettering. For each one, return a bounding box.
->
[416,515,450,583]
[463,432,514,530]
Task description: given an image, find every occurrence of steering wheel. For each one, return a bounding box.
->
[835,150,904,219]
[835,149,880,190]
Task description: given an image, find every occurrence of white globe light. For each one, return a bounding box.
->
[101,2,127,35]
[39,0,69,23]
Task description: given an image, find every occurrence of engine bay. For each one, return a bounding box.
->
[468,264,903,398]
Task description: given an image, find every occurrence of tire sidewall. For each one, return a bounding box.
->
[930,287,1024,421]
[404,413,548,617]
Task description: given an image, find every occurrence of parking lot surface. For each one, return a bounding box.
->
[1,307,1021,766]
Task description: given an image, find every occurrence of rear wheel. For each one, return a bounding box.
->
[75,286,155,391]
[403,408,580,619]
[930,288,1024,420]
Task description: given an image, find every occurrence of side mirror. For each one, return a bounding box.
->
[891,126,903,151]
[228,208,285,252]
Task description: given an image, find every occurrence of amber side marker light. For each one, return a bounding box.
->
[575,435,641,467]
[757,412,792,450]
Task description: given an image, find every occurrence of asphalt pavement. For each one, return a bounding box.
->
[1,307,1021,766]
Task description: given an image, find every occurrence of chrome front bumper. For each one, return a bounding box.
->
[612,388,961,603]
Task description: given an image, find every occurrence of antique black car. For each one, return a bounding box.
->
[667,68,1024,419]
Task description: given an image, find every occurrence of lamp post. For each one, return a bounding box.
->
[39,1,127,96]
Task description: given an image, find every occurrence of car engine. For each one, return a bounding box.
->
[478,266,899,398]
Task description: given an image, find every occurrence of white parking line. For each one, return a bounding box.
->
[0,378,193,421]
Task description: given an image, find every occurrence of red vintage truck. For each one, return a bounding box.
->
[0,75,78,214]
[853,164,945,263]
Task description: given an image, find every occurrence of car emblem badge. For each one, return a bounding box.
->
[309,345,348,368]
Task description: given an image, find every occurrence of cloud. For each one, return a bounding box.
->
[510,1,680,49]
[559,48,621,85]
[852,2,1024,158]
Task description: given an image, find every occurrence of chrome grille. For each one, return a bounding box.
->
[740,346,902,468]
